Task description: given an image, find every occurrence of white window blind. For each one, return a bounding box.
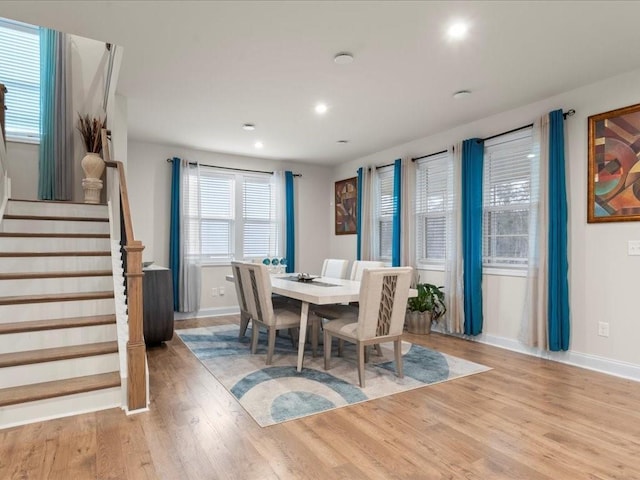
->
[483,128,534,267]
[0,18,40,142]
[185,167,279,263]
[243,176,278,258]
[415,152,451,266]
[376,167,394,261]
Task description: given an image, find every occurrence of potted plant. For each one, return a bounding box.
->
[77,113,107,203]
[405,283,446,334]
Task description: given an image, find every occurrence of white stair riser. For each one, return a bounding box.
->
[0,353,120,388]
[0,387,121,430]
[0,276,116,296]
[0,298,115,324]
[1,324,117,354]
[0,219,109,234]
[0,256,112,273]
[0,236,110,253]
[6,201,108,218]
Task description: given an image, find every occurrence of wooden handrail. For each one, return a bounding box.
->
[102,132,147,412]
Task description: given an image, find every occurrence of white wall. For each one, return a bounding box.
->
[331,66,640,374]
[127,140,333,311]
[5,33,113,202]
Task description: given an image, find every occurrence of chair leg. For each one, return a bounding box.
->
[364,345,370,363]
[394,338,404,379]
[239,312,250,339]
[374,344,383,356]
[338,339,344,357]
[324,330,332,370]
[357,342,366,388]
[266,327,277,365]
[250,323,260,354]
[311,319,319,357]
[288,328,296,347]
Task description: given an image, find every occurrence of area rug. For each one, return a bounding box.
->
[177,324,490,427]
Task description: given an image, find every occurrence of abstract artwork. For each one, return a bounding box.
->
[588,103,640,222]
[335,176,358,234]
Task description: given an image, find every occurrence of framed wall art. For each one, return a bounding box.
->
[588,102,640,222]
[335,176,358,235]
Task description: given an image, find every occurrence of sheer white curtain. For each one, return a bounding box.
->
[359,166,377,260]
[401,157,416,272]
[273,170,286,257]
[520,117,547,348]
[179,160,202,312]
[444,144,464,333]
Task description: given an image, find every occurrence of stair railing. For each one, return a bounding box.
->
[102,129,147,412]
[0,83,10,222]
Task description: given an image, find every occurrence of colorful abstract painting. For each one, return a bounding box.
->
[588,103,640,222]
[335,176,358,234]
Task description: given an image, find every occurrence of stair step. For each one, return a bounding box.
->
[0,236,111,253]
[1,218,110,234]
[0,298,116,324]
[0,232,110,238]
[0,314,116,335]
[3,214,109,223]
[0,291,114,306]
[0,341,118,368]
[8,198,107,206]
[0,255,112,273]
[0,270,112,280]
[0,372,120,407]
[0,251,111,257]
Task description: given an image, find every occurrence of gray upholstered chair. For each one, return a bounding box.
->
[320,259,349,279]
[323,267,413,387]
[238,262,302,365]
[231,261,253,339]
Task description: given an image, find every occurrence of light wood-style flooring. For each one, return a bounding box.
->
[2,315,640,479]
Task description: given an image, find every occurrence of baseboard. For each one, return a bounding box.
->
[460,331,640,382]
[174,306,240,321]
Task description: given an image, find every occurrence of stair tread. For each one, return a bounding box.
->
[3,214,109,222]
[8,199,108,207]
[0,291,114,306]
[0,372,120,407]
[0,232,110,238]
[0,341,118,368]
[0,251,111,258]
[0,270,113,280]
[0,314,116,335]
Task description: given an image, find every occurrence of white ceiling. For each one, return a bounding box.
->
[3,1,640,165]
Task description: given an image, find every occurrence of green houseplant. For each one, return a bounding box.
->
[405,283,446,334]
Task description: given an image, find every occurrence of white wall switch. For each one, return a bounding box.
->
[628,240,640,255]
[211,287,218,297]
[219,286,225,296]
[598,322,610,337]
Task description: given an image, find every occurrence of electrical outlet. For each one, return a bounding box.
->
[219,286,225,296]
[598,322,610,337]
[628,240,640,256]
[211,287,218,297]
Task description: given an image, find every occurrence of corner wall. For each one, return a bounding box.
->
[331,67,640,377]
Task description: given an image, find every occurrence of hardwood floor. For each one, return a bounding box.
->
[2,315,640,479]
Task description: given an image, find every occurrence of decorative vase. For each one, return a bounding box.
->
[81,152,105,204]
[406,311,433,335]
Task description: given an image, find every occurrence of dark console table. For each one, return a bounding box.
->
[142,266,174,345]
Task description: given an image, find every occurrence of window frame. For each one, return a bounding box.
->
[374,166,395,263]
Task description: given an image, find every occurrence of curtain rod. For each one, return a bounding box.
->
[411,149,448,162]
[166,158,301,177]
[480,109,575,143]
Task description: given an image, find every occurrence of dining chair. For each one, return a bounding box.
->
[323,267,413,387]
[320,259,349,279]
[238,262,302,365]
[231,261,252,339]
[349,260,385,281]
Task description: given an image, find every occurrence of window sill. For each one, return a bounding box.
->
[482,267,527,278]
[416,264,445,272]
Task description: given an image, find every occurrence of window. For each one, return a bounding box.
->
[415,152,451,267]
[186,167,280,263]
[483,128,535,268]
[375,166,394,261]
[0,18,40,142]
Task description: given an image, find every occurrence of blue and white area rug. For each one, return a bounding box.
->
[177,324,490,427]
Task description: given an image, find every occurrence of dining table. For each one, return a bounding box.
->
[226,272,416,372]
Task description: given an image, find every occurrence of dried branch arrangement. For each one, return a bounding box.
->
[77,113,107,154]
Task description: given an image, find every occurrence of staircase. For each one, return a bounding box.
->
[0,199,123,429]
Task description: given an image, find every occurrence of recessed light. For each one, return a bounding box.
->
[254,141,263,149]
[452,90,471,99]
[334,52,354,64]
[242,123,255,131]
[337,140,349,144]
[447,21,468,40]
[315,103,328,114]
[527,154,535,158]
